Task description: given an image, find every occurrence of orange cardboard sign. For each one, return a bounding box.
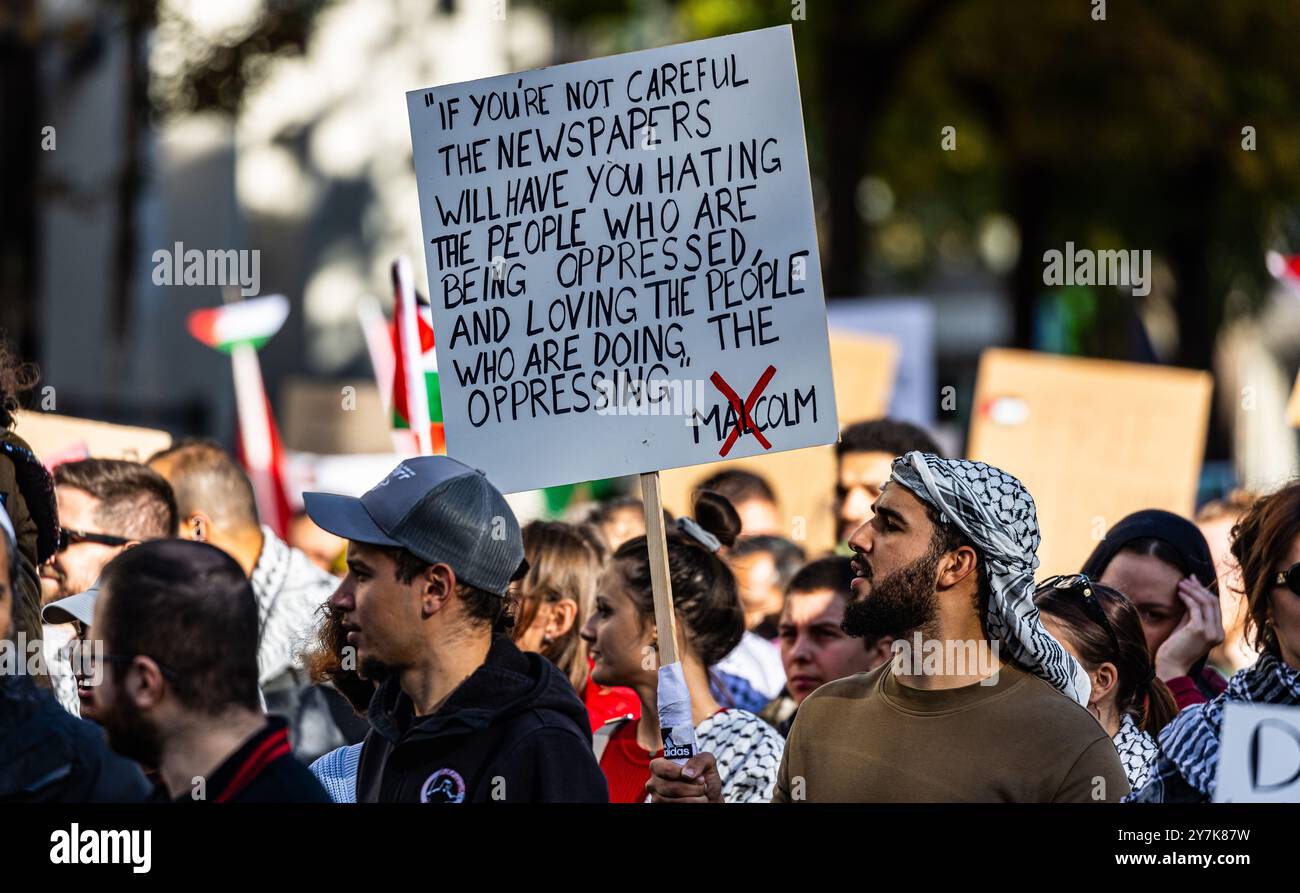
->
[968,349,1212,576]
[14,410,173,466]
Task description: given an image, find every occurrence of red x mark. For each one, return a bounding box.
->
[710,365,777,457]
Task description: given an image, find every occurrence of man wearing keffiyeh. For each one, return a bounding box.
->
[874,451,1093,704]
[649,451,1128,802]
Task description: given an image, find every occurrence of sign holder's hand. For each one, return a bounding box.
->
[646,753,723,803]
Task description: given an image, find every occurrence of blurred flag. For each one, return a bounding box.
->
[187,295,289,353]
[1267,250,1300,299]
[187,295,293,537]
[390,258,444,455]
[357,294,396,416]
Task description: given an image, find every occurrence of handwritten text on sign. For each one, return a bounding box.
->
[407,26,838,493]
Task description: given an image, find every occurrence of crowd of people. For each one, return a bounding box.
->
[2,341,1299,805]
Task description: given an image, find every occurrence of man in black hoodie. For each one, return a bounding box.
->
[305,456,607,803]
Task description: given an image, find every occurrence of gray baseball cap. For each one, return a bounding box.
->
[43,580,99,628]
[303,456,525,596]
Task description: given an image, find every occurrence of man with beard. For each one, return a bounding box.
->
[648,452,1129,802]
[89,539,329,802]
[40,459,177,715]
[304,456,607,802]
[0,503,149,802]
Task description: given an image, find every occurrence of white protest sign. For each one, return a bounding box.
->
[1213,702,1300,802]
[407,25,837,493]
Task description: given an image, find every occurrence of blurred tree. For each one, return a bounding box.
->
[0,0,44,363]
[539,1,1300,361]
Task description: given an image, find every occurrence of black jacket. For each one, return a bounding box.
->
[0,677,151,803]
[356,635,608,803]
[166,716,331,803]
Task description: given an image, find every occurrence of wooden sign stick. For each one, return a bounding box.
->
[640,470,681,667]
[640,468,699,762]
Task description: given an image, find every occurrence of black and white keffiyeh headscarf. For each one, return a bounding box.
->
[1114,714,1158,790]
[889,451,1091,705]
[1130,653,1300,802]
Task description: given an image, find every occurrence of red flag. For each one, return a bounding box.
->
[389,258,444,455]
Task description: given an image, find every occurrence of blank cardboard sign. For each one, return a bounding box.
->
[1214,703,1300,802]
[280,378,393,455]
[968,349,1212,577]
[659,331,896,554]
[14,410,173,466]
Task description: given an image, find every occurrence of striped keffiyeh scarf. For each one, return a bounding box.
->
[889,451,1091,705]
[1131,652,1300,802]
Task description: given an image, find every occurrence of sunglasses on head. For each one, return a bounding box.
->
[57,528,131,553]
[1039,573,1120,653]
[1274,562,1300,596]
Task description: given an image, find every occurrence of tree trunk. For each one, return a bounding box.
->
[0,0,43,361]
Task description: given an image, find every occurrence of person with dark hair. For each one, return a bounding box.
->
[88,539,328,802]
[1081,509,1226,709]
[693,468,781,536]
[0,337,60,691]
[584,496,671,553]
[148,440,339,754]
[0,503,151,802]
[835,418,941,544]
[1035,576,1178,790]
[43,459,177,605]
[579,491,786,802]
[648,453,1128,803]
[708,534,805,712]
[36,459,176,717]
[729,534,806,636]
[761,556,894,736]
[1131,481,1300,802]
[305,456,607,803]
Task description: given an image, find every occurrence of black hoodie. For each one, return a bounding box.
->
[0,677,151,803]
[355,635,608,803]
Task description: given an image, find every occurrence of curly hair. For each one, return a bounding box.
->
[1230,483,1300,659]
[0,336,38,431]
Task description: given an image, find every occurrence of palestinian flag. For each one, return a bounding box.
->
[390,258,444,455]
[187,295,293,537]
[187,294,290,353]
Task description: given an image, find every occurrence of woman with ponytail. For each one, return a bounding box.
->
[579,490,785,802]
[1034,576,1177,790]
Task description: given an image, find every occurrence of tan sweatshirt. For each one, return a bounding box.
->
[772,660,1130,803]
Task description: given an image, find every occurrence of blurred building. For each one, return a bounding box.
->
[31,0,552,446]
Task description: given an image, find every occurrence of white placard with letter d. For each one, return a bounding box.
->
[1213,702,1300,802]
